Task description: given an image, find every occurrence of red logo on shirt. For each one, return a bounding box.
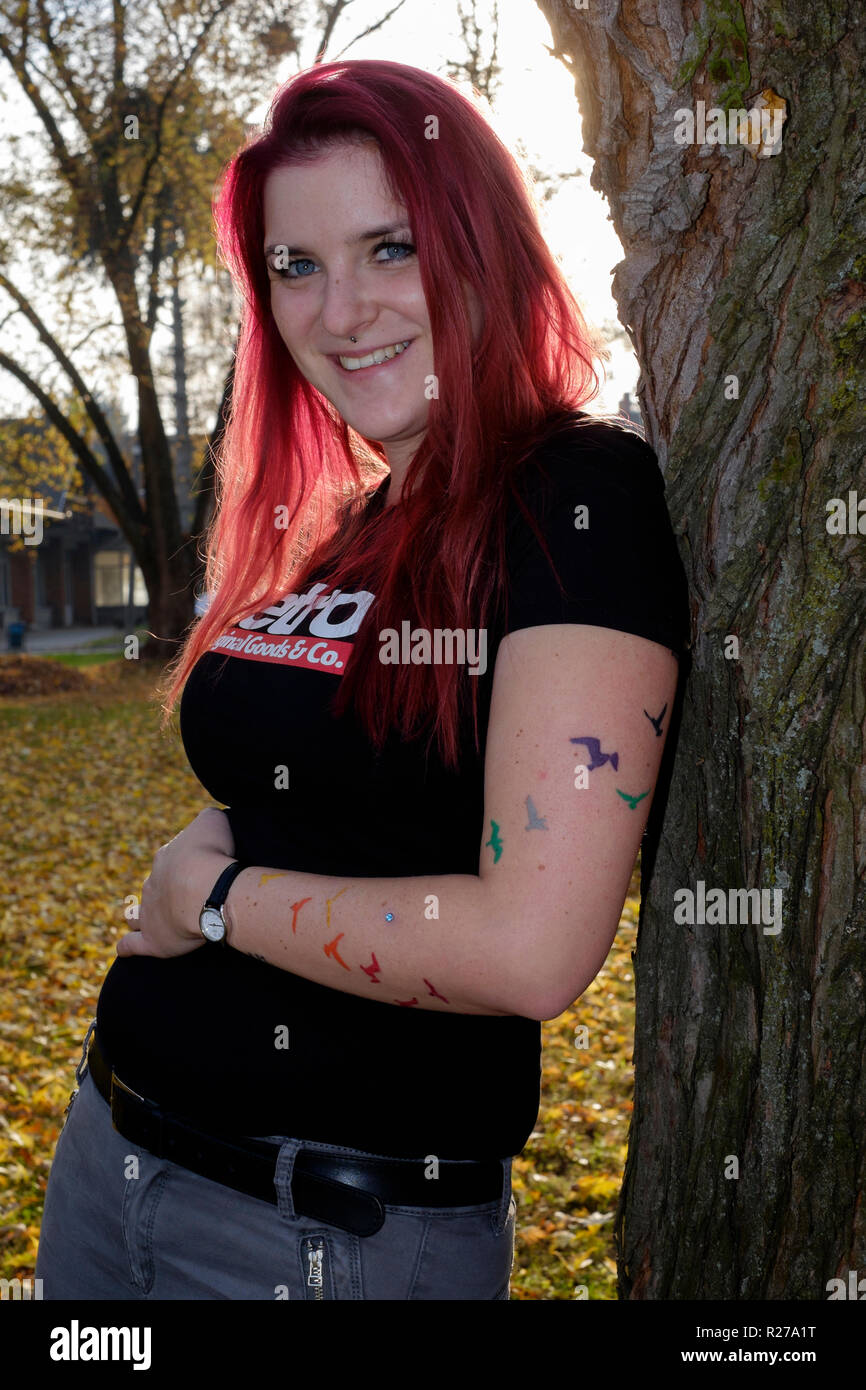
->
[209,581,375,675]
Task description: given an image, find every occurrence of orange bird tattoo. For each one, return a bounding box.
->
[325,886,349,927]
[323,932,351,971]
[289,897,312,934]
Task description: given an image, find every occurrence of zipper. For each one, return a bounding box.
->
[305,1238,325,1300]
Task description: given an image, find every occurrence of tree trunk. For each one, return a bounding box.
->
[104,249,196,660]
[535,0,866,1298]
[170,229,194,532]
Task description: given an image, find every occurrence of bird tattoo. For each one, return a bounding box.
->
[644,703,667,737]
[423,978,450,1002]
[395,997,419,1007]
[569,737,619,771]
[325,886,349,926]
[616,788,650,810]
[323,932,351,971]
[289,897,311,934]
[485,820,504,862]
[525,795,548,830]
[361,951,382,983]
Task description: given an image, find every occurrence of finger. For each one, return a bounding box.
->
[116,931,150,957]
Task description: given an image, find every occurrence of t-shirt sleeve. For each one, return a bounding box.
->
[501,422,690,658]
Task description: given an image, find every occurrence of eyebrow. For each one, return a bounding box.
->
[264,223,412,257]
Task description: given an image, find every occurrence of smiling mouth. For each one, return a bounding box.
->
[332,339,413,372]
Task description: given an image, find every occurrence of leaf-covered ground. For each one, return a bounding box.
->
[0,656,638,1300]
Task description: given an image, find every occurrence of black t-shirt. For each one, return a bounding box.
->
[96,414,690,1159]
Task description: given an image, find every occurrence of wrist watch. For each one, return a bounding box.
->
[199,861,248,946]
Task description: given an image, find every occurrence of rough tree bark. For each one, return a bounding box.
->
[534,0,866,1298]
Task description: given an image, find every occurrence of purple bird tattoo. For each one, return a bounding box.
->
[569,737,619,772]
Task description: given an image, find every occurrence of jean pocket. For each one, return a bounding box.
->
[351,1198,515,1301]
[120,1153,171,1295]
[412,1201,515,1301]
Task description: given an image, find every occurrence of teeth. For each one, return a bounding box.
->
[338,340,411,371]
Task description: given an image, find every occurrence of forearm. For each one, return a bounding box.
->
[223,866,517,1016]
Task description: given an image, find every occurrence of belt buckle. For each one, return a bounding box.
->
[110,1071,165,1158]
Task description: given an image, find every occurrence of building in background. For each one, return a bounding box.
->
[0,416,190,635]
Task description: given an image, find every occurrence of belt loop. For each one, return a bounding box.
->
[490,1157,513,1236]
[274,1137,305,1221]
[75,1018,98,1086]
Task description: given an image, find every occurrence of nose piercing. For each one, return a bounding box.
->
[350,336,357,343]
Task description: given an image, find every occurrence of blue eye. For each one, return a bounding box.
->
[268,239,415,280]
[374,239,415,263]
[282,258,316,279]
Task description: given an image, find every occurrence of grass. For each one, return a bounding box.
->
[27,651,122,668]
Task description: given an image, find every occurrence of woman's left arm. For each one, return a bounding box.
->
[117,622,678,1020]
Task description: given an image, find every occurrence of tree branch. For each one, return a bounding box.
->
[312,0,352,62]
[0,270,145,525]
[328,0,409,61]
[35,0,93,129]
[146,188,170,333]
[0,33,89,207]
[0,349,145,561]
[118,3,227,253]
[189,345,235,545]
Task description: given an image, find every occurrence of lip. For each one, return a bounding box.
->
[328,339,415,373]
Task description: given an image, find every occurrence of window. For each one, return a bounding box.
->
[94,551,147,607]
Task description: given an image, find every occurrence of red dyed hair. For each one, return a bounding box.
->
[158,58,603,768]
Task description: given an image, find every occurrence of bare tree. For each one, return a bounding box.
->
[310,0,410,63]
[443,0,502,105]
[0,1,292,654]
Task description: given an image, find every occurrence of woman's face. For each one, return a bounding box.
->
[263,141,480,469]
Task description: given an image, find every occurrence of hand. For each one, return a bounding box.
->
[115,808,237,959]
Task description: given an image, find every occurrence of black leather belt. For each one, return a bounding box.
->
[85,1031,503,1237]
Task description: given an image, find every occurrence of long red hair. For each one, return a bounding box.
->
[158,58,603,768]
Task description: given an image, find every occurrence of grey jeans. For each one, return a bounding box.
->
[35,1027,516,1300]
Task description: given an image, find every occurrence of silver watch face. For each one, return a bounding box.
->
[200,906,226,943]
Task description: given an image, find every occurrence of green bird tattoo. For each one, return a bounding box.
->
[617,788,650,810]
[485,819,504,862]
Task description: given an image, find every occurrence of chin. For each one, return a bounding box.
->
[344,414,423,443]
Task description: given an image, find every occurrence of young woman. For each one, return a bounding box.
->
[36,58,689,1301]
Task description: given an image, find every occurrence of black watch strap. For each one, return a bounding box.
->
[205,860,248,909]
